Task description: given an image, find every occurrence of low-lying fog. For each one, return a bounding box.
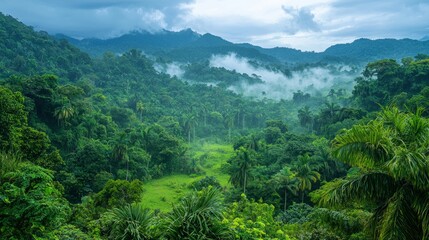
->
[156,53,359,100]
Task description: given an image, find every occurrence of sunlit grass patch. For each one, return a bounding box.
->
[141,143,233,212]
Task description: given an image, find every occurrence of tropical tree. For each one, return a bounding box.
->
[136,101,145,121]
[54,102,75,126]
[312,137,346,181]
[0,159,71,239]
[163,187,230,239]
[224,111,235,142]
[229,147,253,194]
[93,179,143,209]
[318,107,429,239]
[199,104,209,127]
[294,162,320,203]
[270,167,298,211]
[323,102,340,124]
[104,203,153,240]
[0,86,27,151]
[223,194,291,239]
[298,106,313,131]
[112,132,130,180]
[183,113,198,144]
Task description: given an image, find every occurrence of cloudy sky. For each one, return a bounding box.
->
[1,0,429,51]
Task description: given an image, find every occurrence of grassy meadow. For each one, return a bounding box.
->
[141,143,233,211]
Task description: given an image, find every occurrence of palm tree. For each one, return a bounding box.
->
[184,114,198,144]
[54,102,75,126]
[112,132,129,179]
[229,147,253,194]
[247,134,259,152]
[136,101,144,121]
[324,102,339,120]
[298,106,313,131]
[106,203,153,240]
[295,162,320,203]
[163,187,230,239]
[199,104,209,127]
[224,110,235,142]
[318,107,429,239]
[270,167,298,211]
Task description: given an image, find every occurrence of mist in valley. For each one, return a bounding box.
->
[154,53,359,100]
[208,53,359,100]
[210,53,358,100]
[154,62,185,78]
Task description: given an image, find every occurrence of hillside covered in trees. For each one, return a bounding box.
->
[1,12,429,240]
[59,29,429,64]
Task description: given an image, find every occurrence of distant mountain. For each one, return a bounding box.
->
[236,44,323,63]
[57,30,281,63]
[323,38,429,62]
[58,29,429,65]
[56,29,201,56]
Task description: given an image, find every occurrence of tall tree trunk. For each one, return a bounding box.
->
[243,171,247,194]
[126,158,129,181]
[192,125,196,142]
[188,130,191,144]
[284,189,288,211]
[228,127,231,142]
[242,114,245,129]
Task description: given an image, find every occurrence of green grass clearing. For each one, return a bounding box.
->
[141,143,234,212]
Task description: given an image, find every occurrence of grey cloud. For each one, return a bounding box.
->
[0,0,193,38]
[18,0,191,10]
[281,6,320,35]
[1,0,429,50]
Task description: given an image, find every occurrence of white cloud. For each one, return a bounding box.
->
[0,0,428,50]
[209,53,357,100]
[0,0,190,38]
[154,62,185,78]
[175,0,429,51]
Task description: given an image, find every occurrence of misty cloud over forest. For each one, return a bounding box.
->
[209,53,358,100]
[154,62,185,78]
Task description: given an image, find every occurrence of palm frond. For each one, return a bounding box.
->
[318,172,397,207]
[387,148,429,191]
[379,187,421,240]
[398,107,429,145]
[107,203,153,240]
[367,201,388,239]
[412,191,429,240]
[378,106,407,134]
[332,122,392,168]
[164,187,229,239]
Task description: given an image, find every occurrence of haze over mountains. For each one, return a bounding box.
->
[57,29,429,64]
[2,10,429,101]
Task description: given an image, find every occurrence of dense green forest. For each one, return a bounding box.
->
[1,12,429,240]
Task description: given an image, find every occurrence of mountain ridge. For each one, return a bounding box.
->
[57,29,429,64]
